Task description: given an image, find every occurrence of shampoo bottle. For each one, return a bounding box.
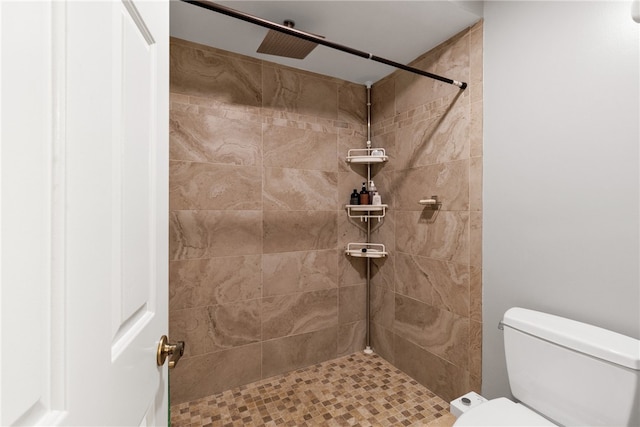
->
[359,183,369,205]
[372,191,382,205]
[368,181,377,205]
[350,189,360,205]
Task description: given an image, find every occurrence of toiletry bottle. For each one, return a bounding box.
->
[368,181,377,205]
[350,189,359,205]
[359,183,369,205]
[372,191,382,205]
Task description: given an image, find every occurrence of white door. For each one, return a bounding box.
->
[0,0,169,425]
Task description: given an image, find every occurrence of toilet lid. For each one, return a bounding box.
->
[453,398,557,426]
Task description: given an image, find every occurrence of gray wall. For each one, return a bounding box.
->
[483,1,640,398]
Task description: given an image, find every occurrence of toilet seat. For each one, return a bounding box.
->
[453,398,557,426]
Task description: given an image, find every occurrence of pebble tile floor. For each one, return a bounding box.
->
[170,352,457,427]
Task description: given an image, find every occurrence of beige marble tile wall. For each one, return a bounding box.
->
[168,38,368,405]
[368,22,483,402]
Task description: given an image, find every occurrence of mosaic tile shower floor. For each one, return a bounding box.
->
[170,352,456,427]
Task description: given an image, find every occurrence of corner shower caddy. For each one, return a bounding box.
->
[344,83,388,355]
[344,113,388,258]
[343,144,389,254]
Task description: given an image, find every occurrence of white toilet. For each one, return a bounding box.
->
[454,307,640,426]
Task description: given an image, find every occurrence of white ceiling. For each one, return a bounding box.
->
[170,1,483,84]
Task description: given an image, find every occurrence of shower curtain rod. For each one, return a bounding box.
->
[181,0,468,90]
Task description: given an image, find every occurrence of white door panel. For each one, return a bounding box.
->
[0,0,169,425]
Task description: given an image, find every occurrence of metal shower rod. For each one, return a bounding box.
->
[181,0,468,90]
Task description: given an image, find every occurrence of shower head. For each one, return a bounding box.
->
[256,20,323,59]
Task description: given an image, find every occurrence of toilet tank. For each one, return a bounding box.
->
[502,307,640,426]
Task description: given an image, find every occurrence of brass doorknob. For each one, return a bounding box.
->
[156,335,185,369]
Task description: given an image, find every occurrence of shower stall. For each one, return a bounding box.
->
[168,0,483,413]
